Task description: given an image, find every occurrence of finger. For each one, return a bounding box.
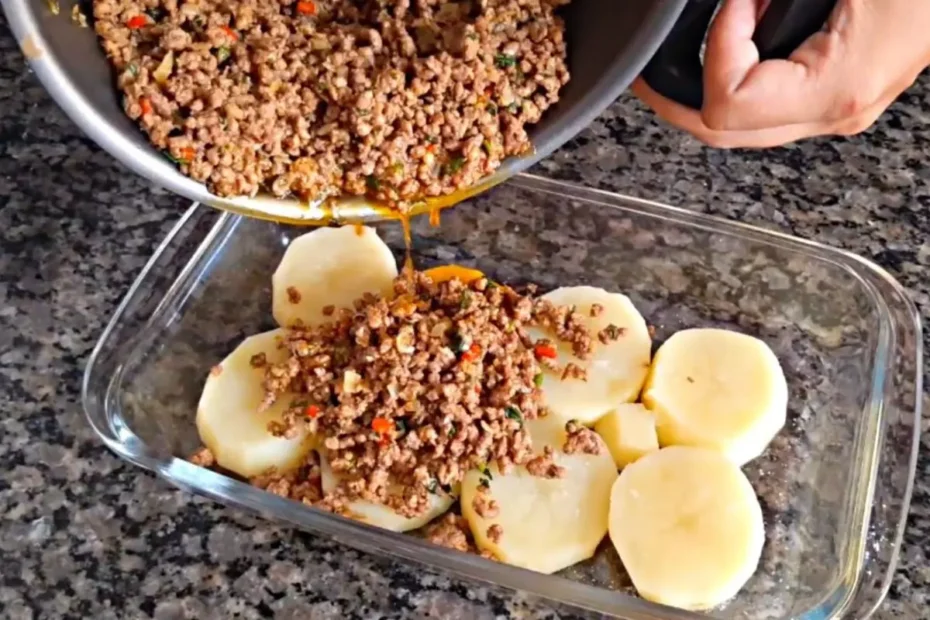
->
[632,77,886,148]
[700,0,843,131]
[702,0,761,91]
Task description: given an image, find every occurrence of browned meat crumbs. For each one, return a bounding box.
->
[560,361,586,381]
[472,485,500,518]
[597,323,625,345]
[209,364,223,377]
[322,304,336,317]
[189,446,216,467]
[286,286,302,304]
[72,4,88,27]
[525,445,564,478]
[423,513,473,553]
[260,270,590,517]
[250,451,324,505]
[486,524,503,543]
[589,303,603,317]
[92,0,571,206]
[249,352,267,368]
[562,420,602,456]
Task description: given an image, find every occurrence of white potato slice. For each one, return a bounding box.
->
[318,450,457,532]
[461,416,618,574]
[594,403,659,468]
[608,446,765,610]
[272,225,398,328]
[642,328,787,466]
[528,286,651,425]
[196,329,316,478]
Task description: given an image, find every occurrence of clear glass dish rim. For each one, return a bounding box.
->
[81,173,923,620]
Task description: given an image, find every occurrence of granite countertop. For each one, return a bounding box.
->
[1,12,928,619]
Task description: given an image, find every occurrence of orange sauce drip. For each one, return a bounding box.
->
[353,222,364,236]
[429,207,440,228]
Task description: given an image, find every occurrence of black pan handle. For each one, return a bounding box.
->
[641,0,837,110]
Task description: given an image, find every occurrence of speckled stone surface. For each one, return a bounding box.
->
[0,11,928,620]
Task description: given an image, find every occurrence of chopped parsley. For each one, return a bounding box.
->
[478,477,491,490]
[460,290,472,310]
[505,406,523,425]
[533,373,544,387]
[506,102,520,114]
[395,417,408,434]
[163,152,181,165]
[365,175,381,191]
[427,479,438,494]
[126,63,139,77]
[215,46,231,63]
[444,156,465,176]
[485,102,498,114]
[146,7,167,20]
[448,422,458,438]
[480,465,493,480]
[494,53,517,69]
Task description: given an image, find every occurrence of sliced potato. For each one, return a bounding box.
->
[461,416,618,574]
[528,286,652,425]
[196,329,315,478]
[608,446,765,610]
[594,403,659,468]
[642,328,787,466]
[272,225,398,328]
[318,450,457,532]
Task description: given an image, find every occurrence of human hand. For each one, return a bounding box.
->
[633,0,930,148]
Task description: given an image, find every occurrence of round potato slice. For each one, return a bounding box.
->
[461,415,618,574]
[529,286,652,425]
[196,329,316,478]
[642,328,787,466]
[318,451,457,533]
[272,225,398,328]
[608,446,765,611]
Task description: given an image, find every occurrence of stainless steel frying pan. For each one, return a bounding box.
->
[2,0,834,223]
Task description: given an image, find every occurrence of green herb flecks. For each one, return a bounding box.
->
[494,53,517,69]
[505,405,523,426]
[533,373,544,387]
[365,175,381,191]
[215,46,231,63]
[444,157,465,177]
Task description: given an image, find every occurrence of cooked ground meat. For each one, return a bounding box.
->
[422,513,473,552]
[562,419,602,455]
[524,445,563,478]
[471,484,500,518]
[250,450,325,505]
[260,269,590,517]
[91,0,571,206]
[597,323,624,344]
[189,446,216,467]
[486,523,503,543]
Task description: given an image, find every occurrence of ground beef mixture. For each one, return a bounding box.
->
[91,0,571,206]
[258,270,592,518]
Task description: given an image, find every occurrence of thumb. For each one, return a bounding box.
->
[701,0,841,131]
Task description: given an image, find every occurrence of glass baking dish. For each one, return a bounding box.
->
[82,174,921,619]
